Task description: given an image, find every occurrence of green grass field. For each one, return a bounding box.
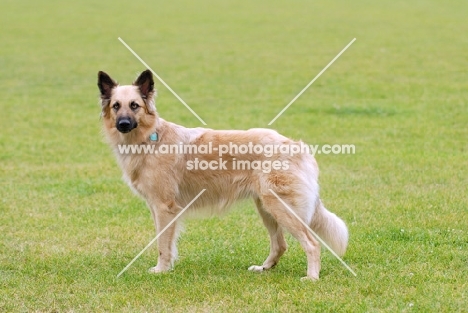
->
[1,0,467,311]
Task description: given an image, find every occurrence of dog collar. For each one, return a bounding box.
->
[149,132,158,142]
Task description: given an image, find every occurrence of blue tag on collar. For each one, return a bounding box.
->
[149,132,158,141]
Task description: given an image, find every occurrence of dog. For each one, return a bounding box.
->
[98,70,348,280]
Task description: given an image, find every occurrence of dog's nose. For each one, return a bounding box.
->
[118,119,131,128]
[116,118,135,133]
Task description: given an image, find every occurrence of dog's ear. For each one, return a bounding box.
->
[134,69,156,113]
[134,70,155,98]
[98,71,117,104]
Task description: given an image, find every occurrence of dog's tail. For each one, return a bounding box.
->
[310,200,348,256]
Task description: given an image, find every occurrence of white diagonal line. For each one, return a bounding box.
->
[116,189,206,278]
[268,38,356,125]
[268,189,357,277]
[118,37,207,125]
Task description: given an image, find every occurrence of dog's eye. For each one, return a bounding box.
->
[112,102,120,110]
[130,102,140,110]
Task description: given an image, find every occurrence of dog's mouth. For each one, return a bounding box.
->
[116,118,138,133]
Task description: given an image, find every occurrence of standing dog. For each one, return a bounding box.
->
[98,70,348,280]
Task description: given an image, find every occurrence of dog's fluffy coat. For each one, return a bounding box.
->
[98,70,348,280]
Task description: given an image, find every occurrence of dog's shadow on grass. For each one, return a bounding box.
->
[116,241,342,286]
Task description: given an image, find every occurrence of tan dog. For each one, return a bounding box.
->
[98,70,348,280]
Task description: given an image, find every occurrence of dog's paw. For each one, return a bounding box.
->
[148,266,169,274]
[248,265,265,272]
[300,276,319,282]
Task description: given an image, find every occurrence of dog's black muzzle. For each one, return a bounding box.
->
[116,117,137,133]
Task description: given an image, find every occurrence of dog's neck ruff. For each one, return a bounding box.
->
[149,132,158,142]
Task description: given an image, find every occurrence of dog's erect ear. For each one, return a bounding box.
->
[98,71,117,102]
[134,69,156,113]
[134,70,155,99]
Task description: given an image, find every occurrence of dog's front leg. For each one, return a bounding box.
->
[147,201,181,274]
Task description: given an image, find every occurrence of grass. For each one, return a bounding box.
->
[1,0,467,311]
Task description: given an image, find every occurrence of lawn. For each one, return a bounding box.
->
[1,0,467,312]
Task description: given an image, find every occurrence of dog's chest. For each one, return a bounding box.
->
[117,152,178,198]
[118,153,152,196]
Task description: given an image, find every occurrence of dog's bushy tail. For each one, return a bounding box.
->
[310,201,348,256]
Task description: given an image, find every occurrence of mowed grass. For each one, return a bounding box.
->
[1,0,467,311]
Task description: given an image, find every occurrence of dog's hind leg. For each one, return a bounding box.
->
[286,220,321,281]
[261,194,321,280]
[147,202,181,274]
[248,197,288,273]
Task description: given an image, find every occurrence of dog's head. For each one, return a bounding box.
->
[98,70,157,134]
